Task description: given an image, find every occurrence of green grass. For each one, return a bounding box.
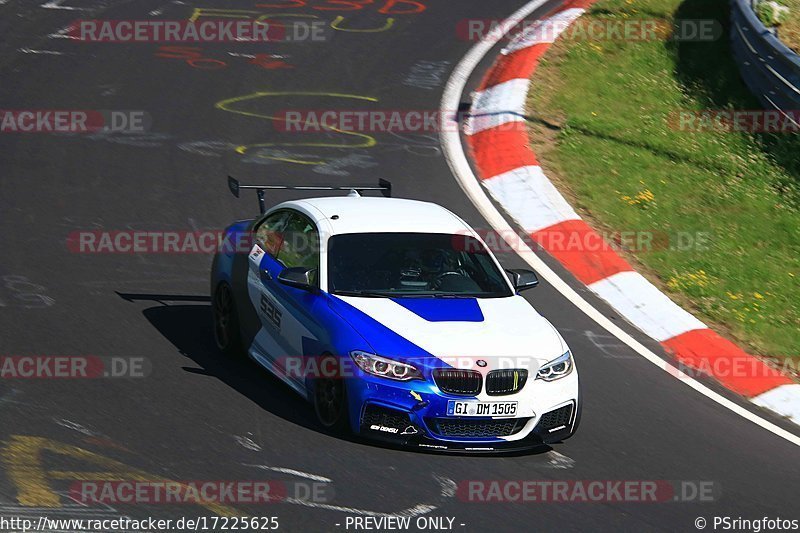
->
[527,0,800,358]
[753,0,800,52]
[776,0,800,53]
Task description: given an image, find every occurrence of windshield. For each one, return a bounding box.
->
[327,233,513,298]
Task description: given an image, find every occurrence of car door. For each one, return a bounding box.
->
[248,209,327,393]
[246,209,291,367]
[272,212,329,357]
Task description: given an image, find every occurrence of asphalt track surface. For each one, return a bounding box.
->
[0,1,799,532]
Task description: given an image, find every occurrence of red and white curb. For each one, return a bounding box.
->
[462,0,799,424]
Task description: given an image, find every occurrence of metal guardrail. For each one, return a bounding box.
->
[730,0,800,121]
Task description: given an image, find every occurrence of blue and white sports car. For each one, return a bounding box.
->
[211,177,580,452]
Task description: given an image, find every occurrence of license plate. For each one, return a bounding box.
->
[447,400,518,417]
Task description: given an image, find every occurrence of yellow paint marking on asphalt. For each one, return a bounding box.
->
[1,436,240,516]
[188,7,395,33]
[330,15,395,32]
[215,91,378,165]
[189,8,260,22]
[2,436,61,507]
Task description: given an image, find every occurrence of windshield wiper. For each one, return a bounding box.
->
[385,292,481,299]
[406,292,507,298]
[333,290,503,299]
[332,290,395,298]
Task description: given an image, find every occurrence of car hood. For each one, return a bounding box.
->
[328,294,566,370]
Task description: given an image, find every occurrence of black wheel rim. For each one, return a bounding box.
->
[315,374,343,427]
[213,284,233,350]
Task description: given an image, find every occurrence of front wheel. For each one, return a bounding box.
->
[313,354,350,433]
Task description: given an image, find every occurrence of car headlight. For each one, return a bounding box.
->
[536,351,573,381]
[349,351,423,381]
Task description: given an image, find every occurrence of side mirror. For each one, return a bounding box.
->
[506,268,539,291]
[277,267,317,291]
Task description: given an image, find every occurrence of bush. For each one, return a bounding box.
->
[756,0,790,28]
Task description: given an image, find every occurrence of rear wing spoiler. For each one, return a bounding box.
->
[227,176,392,214]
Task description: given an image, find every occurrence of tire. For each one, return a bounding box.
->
[313,354,350,433]
[212,282,243,358]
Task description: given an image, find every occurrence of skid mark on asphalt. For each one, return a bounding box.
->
[148,0,184,16]
[301,500,436,518]
[53,419,96,437]
[39,0,128,42]
[46,127,437,177]
[244,463,451,518]
[40,0,118,11]
[546,450,575,469]
[47,25,79,40]
[433,475,457,497]
[0,389,24,409]
[561,328,639,360]
[40,0,91,10]
[244,464,332,483]
[52,418,134,453]
[233,434,262,452]
[403,60,451,91]
[17,48,67,55]
[98,84,117,96]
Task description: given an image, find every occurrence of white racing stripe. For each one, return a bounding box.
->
[336,295,579,432]
[439,0,800,447]
[337,295,564,366]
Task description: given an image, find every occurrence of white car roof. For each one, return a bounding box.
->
[278,196,473,236]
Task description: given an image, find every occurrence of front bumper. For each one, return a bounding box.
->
[346,370,580,453]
